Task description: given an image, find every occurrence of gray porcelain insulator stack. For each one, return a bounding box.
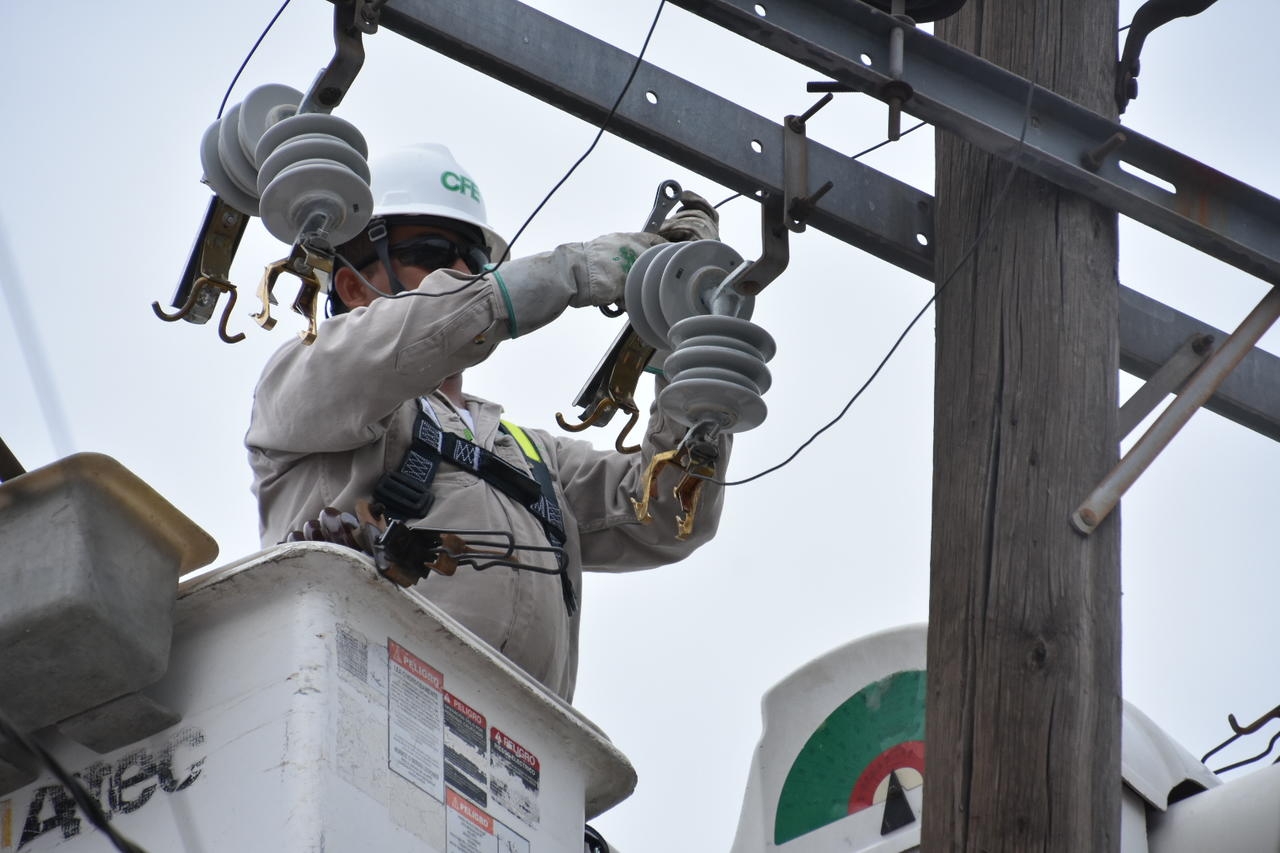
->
[198,83,372,246]
[625,240,776,432]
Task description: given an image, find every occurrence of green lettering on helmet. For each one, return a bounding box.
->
[441,171,481,202]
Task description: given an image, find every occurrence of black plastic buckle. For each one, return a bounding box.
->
[372,471,434,520]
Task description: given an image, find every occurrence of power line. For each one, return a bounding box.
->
[217,0,294,120]
[337,0,670,303]
[475,0,670,270]
[714,120,927,210]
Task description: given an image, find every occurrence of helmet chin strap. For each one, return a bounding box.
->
[366,217,409,296]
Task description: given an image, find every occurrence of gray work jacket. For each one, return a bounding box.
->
[246,238,727,700]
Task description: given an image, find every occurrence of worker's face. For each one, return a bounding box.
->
[339,223,474,310]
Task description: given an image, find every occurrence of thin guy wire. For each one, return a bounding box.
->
[713,120,927,210]
[357,0,669,305]
[217,0,294,120]
[483,0,668,269]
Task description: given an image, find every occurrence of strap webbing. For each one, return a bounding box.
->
[372,402,575,611]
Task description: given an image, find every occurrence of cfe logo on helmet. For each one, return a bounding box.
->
[441,171,481,203]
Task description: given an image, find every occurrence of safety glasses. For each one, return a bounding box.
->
[387,235,484,274]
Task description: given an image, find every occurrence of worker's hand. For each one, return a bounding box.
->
[658,191,719,242]
[576,231,667,308]
[282,506,376,555]
[494,232,664,338]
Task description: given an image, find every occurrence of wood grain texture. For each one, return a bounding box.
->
[924,2,1123,850]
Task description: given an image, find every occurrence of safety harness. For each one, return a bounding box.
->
[372,398,575,613]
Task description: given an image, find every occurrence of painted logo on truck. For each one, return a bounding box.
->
[774,669,926,844]
[0,727,206,850]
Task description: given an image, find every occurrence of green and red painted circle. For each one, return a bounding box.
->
[774,669,926,845]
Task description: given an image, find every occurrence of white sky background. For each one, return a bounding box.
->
[2,0,1278,849]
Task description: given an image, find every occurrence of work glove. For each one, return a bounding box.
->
[493,231,664,337]
[658,191,719,242]
[282,506,377,554]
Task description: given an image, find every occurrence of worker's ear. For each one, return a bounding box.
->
[334,265,373,310]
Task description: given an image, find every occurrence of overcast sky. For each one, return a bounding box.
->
[3,1,1279,849]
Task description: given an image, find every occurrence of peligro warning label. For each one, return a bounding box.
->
[387,637,543,850]
[444,691,488,807]
[446,789,530,853]
[388,639,445,800]
[490,727,540,828]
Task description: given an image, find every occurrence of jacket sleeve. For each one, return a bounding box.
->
[246,234,661,455]
[539,378,733,572]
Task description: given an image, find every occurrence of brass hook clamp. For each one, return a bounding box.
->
[630,429,720,540]
[153,195,251,343]
[558,179,684,446]
[556,324,655,451]
[253,239,335,345]
[153,277,246,344]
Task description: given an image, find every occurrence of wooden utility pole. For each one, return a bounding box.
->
[923,1,1123,851]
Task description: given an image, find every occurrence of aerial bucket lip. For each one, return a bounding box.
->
[0,451,219,576]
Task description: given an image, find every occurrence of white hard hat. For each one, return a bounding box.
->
[367,143,508,263]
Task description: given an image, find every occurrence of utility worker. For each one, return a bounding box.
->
[246,143,726,701]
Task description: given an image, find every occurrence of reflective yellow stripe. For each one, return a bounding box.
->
[501,420,541,462]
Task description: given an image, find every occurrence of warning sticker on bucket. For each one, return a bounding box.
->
[444,691,488,807]
[388,639,445,801]
[489,727,540,827]
[446,789,529,853]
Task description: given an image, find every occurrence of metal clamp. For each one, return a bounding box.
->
[252,238,336,345]
[558,178,683,435]
[153,196,251,342]
[631,435,720,540]
[158,0,378,344]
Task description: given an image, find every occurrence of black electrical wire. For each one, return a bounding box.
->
[217,0,294,120]
[340,0,669,307]
[485,0,669,270]
[0,708,150,853]
[710,26,1043,489]
[713,120,927,210]
[848,119,927,160]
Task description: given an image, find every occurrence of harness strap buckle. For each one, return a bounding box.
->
[372,470,435,520]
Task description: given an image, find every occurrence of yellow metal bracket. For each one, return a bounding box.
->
[253,241,334,345]
[631,445,718,540]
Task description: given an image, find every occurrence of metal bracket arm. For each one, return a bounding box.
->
[1073,285,1280,535]
[299,0,381,113]
[1117,332,1213,438]
[716,192,790,303]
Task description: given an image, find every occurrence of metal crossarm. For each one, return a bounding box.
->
[667,0,1280,288]
[370,0,1280,441]
[378,0,935,275]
